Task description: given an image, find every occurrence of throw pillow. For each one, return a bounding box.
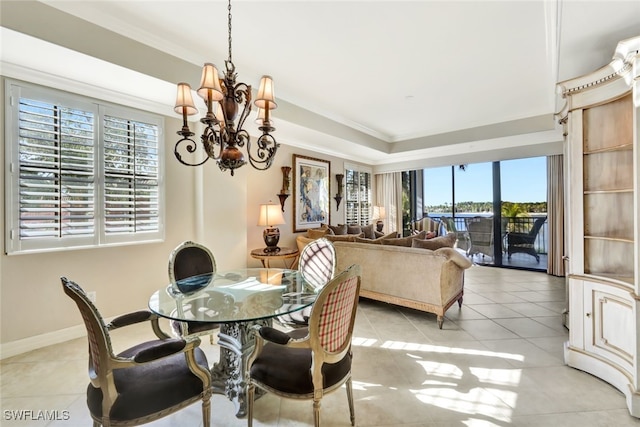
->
[411,232,456,250]
[325,233,363,242]
[355,231,397,244]
[381,230,427,247]
[328,224,348,235]
[307,228,330,239]
[361,224,375,239]
[347,224,362,235]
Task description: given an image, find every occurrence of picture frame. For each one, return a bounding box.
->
[292,154,331,232]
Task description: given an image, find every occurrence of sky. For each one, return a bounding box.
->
[423,157,547,206]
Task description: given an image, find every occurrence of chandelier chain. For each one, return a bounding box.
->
[227,0,233,64]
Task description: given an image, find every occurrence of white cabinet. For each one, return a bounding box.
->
[558,36,640,417]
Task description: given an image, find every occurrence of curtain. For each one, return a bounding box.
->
[547,155,565,276]
[375,172,403,234]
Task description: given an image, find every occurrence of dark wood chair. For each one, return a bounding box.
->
[61,277,212,427]
[507,216,547,262]
[247,264,362,427]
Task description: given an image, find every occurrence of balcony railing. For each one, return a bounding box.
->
[429,214,548,256]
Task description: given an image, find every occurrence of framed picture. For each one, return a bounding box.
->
[293,154,331,232]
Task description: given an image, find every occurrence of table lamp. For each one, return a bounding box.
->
[373,205,386,232]
[258,202,286,253]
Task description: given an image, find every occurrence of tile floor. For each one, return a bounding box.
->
[2,265,640,426]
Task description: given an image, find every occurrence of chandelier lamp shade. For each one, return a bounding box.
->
[258,202,286,253]
[173,0,279,176]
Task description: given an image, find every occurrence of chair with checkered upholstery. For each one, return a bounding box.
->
[276,238,336,328]
[247,264,361,427]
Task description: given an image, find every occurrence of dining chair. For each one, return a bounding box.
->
[247,264,362,427]
[168,240,219,340]
[61,277,212,427]
[276,238,336,328]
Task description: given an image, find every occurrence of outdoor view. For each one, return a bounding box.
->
[422,157,548,270]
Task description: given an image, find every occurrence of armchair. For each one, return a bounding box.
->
[61,277,212,427]
[507,216,547,262]
[465,216,494,259]
[247,264,362,427]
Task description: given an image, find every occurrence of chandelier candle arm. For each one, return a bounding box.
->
[172,0,279,175]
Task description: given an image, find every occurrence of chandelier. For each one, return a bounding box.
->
[173,0,278,176]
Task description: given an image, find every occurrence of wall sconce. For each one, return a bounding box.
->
[334,174,344,211]
[277,166,291,211]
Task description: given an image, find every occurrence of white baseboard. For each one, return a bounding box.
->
[0,325,87,360]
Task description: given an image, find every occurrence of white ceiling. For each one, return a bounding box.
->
[4,1,640,170]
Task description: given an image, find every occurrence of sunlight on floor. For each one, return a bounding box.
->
[412,386,513,422]
[353,336,525,362]
[352,336,525,424]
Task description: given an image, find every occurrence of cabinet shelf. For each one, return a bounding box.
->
[584,235,634,244]
[584,189,633,195]
[584,143,633,155]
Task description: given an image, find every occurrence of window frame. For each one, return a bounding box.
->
[4,79,165,255]
[343,163,372,226]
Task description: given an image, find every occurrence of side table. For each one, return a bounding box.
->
[250,247,299,268]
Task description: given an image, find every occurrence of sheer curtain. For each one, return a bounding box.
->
[375,172,403,234]
[547,155,565,276]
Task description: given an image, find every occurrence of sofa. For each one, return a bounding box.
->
[296,230,473,328]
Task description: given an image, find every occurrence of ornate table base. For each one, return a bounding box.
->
[211,319,270,417]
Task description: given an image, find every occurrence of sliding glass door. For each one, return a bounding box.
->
[421,157,548,271]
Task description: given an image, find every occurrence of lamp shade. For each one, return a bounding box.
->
[197,63,224,101]
[258,203,285,227]
[254,107,275,125]
[254,75,277,110]
[174,83,198,116]
[373,206,386,220]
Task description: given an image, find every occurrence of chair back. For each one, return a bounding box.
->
[61,277,113,388]
[308,264,361,363]
[529,216,547,237]
[168,241,216,283]
[299,238,336,290]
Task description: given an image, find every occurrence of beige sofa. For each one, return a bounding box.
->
[296,235,473,328]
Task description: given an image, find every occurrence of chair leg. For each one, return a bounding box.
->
[247,383,255,427]
[346,377,355,426]
[313,398,321,427]
[437,316,444,329]
[202,394,211,427]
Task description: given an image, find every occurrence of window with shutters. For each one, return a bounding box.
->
[344,164,372,226]
[4,80,164,254]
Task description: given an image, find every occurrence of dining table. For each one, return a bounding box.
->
[148,267,318,417]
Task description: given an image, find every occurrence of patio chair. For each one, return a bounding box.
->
[61,277,212,427]
[247,264,362,427]
[507,216,547,262]
[441,217,470,251]
[465,216,494,259]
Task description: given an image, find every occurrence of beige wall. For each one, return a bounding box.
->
[0,86,365,355]
[245,145,353,268]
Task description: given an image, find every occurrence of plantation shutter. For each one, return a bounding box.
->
[6,80,164,254]
[17,98,95,240]
[103,114,160,235]
[345,167,372,226]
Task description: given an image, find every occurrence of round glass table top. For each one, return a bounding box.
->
[148,268,317,323]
